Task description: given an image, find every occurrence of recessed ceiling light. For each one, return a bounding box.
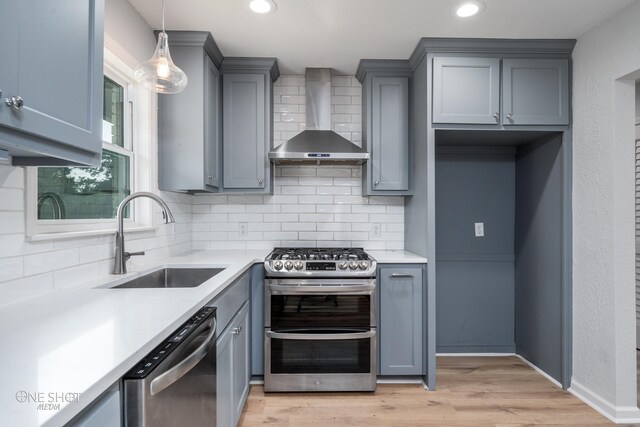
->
[250,0,277,14]
[454,1,485,18]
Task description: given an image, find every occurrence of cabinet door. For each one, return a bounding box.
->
[433,57,500,124]
[216,324,234,427]
[3,0,103,154]
[371,77,409,191]
[0,1,19,127]
[502,58,569,125]
[223,74,266,189]
[379,267,423,375]
[204,55,221,188]
[67,387,121,427]
[232,303,251,426]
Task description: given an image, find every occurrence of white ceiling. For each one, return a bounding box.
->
[128,0,635,75]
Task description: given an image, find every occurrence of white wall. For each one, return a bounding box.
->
[0,0,192,304]
[191,75,405,251]
[572,0,640,421]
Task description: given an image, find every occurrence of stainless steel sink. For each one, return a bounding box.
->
[112,268,225,289]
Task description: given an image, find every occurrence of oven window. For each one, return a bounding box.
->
[270,294,371,329]
[270,335,371,374]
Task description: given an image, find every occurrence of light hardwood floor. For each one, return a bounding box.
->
[239,356,621,426]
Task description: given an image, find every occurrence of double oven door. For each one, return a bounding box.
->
[264,278,377,392]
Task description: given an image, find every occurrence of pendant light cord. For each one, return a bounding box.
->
[161,0,166,34]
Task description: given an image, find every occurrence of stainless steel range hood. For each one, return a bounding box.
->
[269,68,368,165]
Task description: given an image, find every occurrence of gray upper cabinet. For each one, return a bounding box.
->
[378,266,424,376]
[0,0,104,166]
[158,31,223,193]
[433,57,500,125]
[221,58,279,193]
[432,55,570,127]
[357,60,412,196]
[502,58,569,126]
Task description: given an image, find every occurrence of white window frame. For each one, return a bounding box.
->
[25,48,155,240]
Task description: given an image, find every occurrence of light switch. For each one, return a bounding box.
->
[372,223,381,238]
[239,223,248,237]
[474,222,484,237]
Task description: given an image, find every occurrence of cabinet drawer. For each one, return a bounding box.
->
[211,270,250,335]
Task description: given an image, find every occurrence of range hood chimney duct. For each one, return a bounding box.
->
[268,68,369,165]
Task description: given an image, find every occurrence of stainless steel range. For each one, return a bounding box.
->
[264,248,377,392]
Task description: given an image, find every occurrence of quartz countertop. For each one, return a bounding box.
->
[0,250,268,427]
[368,250,428,264]
[0,248,425,427]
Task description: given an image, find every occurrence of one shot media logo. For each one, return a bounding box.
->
[15,391,81,411]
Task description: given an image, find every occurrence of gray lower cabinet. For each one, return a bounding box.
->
[502,58,569,126]
[66,385,121,427]
[433,56,570,127]
[158,31,223,192]
[378,266,423,375]
[0,0,104,166]
[217,301,250,427]
[356,60,412,196]
[221,58,279,194]
[433,56,501,125]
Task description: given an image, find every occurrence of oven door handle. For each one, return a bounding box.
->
[267,284,375,295]
[149,318,217,396]
[266,330,375,341]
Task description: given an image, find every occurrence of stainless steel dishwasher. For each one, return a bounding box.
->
[123,306,217,427]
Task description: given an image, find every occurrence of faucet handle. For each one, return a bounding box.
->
[124,251,146,261]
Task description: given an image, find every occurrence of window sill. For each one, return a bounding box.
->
[27,225,157,242]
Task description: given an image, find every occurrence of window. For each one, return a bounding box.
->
[37,76,133,221]
[26,49,154,238]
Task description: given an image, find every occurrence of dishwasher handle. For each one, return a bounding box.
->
[149,317,217,396]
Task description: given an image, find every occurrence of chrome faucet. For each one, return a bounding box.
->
[113,192,175,275]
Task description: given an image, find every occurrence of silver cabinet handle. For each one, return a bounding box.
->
[150,317,217,396]
[232,327,240,335]
[208,176,213,182]
[4,96,23,110]
[493,112,499,120]
[267,284,375,295]
[390,273,414,278]
[266,329,375,341]
[506,113,513,121]
[258,178,263,185]
[374,180,379,186]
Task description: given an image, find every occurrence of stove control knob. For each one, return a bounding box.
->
[294,261,303,270]
[349,261,358,270]
[359,261,368,270]
[339,261,348,270]
[284,261,293,270]
[274,261,283,271]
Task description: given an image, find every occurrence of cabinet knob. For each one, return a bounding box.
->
[4,96,23,110]
[208,176,213,182]
[258,178,263,185]
[374,181,379,186]
[493,112,499,120]
[232,327,240,335]
[506,113,513,121]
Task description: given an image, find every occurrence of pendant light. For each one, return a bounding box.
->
[135,0,188,94]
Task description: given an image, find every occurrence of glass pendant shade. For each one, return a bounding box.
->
[135,32,188,94]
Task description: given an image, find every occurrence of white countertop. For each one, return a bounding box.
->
[368,250,428,264]
[0,249,425,427]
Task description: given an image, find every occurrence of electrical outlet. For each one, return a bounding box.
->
[474,222,484,237]
[239,223,248,237]
[372,223,381,238]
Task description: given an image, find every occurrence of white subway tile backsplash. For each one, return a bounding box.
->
[23,248,80,276]
[282,223,316,231]
[299,232,334,241]
[299,195,333,204]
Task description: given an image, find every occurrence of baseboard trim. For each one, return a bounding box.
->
[437,352,515,357]
[377,377,423,384]
[515,355,562,389]
[569,378,640,424]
